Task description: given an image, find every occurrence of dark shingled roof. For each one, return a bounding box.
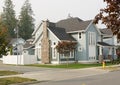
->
[55,17,92,32]
[49,26,75,41]
[100,28,113,35]
[97,42,113,46]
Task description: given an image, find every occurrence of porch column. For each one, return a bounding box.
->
[99,46,102,55]
[99,46,103,63]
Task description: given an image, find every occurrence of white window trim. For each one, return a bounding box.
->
[88,32,96,46]
[52,47,57,59]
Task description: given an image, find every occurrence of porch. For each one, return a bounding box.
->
[97,42,115,63]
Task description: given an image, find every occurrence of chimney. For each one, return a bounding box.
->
[41,20,50,64]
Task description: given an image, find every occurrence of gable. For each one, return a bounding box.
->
[85,21,101,35]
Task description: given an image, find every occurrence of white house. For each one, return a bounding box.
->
[3,38,37,65]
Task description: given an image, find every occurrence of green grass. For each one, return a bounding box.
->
[0,71,20,76]
[26,62,114,69]
[0,77,36,85]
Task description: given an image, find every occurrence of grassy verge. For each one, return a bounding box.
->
[26,62,114,69]
[0,77,36,85]
[0,71,20,76]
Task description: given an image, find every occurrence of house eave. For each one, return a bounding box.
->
[67,30,85,34]
[32,22,42,36]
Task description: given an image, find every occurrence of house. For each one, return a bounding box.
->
[32,17,106,64]
[9,38,25,55]
[3,38,37,65]
[99,28,119,60]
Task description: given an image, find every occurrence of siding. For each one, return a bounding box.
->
[71,32,87,61]
[48,29,59,62]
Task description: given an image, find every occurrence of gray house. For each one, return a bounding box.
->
[10,38,25,55]
[32,17,107,64]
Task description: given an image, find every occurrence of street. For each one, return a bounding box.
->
[36,70,120,85]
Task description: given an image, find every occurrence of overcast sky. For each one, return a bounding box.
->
[0,0,106,27]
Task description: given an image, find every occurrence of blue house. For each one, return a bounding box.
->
[32,17,114,64]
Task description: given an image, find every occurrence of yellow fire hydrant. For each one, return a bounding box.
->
[102,61,105,69]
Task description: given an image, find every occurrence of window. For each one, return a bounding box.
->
[52,48,57,59]
[88,32,96,45]
[54,42,56,45]
[70,50,74,58]
[64,51,70,58]
[60,50,74,58]
[52,41,57,47]
[78,33,81,39]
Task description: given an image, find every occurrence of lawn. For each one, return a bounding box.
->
[0,70,20,76]
[0,77,36,85]
[27,62,114,69]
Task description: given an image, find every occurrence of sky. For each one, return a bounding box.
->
[0,0,106,27]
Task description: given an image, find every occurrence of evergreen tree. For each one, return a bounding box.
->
[1,0,17,38]
[19,0,34,40]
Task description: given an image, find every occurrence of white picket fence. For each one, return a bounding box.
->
[3,55,37,65]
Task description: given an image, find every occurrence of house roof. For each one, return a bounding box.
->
[46,17,92,41]
[97,42,114,47]
[23,39,34,49]
[9,38,25,45]
[55,17,92,32]
[49,26,76,41]
[100,28,113,35]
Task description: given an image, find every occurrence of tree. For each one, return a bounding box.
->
[56,41,76,54]
[0,17,9,57]
[19,0,34,40]
[1,0,17,38]
[56,41,76,65]
[94,0,120,41]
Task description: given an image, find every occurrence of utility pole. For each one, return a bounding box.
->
[14,20,19,65]
[16,24,18,65]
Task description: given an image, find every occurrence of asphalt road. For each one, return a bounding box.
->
[34,70,120,85]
